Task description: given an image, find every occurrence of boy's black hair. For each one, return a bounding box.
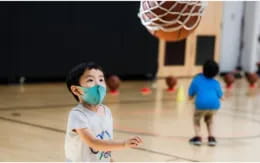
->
[66,62,103,101]
[203,60,219,78]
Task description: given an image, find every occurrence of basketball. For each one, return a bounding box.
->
[224,73,235,88]
[245,73,259,87]
[166,76,177,91]
[138,1,207,41]
[106,75,121,92]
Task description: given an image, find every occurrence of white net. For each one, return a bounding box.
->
[138,1,208,32]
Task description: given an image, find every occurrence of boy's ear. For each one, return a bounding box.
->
[70,85,83,97]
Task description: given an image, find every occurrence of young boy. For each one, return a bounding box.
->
[188,60,223,146]
[65,62,143,162]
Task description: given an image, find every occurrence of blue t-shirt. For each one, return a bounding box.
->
[188,73,223,110]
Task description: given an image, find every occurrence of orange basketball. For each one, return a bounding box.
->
[165,76,177,92]
[223,73,235,88]
[165,76,177,90]
[151,27,197,42]
[245,73,259,87]
[106,75,121,92]
[138,1,207,41]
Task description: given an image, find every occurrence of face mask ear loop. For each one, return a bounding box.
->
[76,86,84,97]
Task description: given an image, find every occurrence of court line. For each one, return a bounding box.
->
[1,110,260,161]
[1,102,260,140]
[0,116,199,162]
[165,158,180,162]
[0,104,75,111]
[1,108,260,140]
[2,109,260,161]
[133,147,199,162]
[0,116,65,133]
[114,111,260,140]
[1,93,258,112]
[0,98,176,111]
[224,106,260,116]
[115,126,260,140]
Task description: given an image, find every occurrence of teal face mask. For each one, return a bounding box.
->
[79,85,106,105]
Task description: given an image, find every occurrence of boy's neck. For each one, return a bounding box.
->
[81,102,98,112]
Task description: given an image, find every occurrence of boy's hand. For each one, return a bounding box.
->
[110,158,114,162]
[124,136,143,148]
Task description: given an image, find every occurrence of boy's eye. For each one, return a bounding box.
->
[87,79,94,82]
[99,79,104,82]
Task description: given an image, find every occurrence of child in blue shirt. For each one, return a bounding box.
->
[188,60,223,146]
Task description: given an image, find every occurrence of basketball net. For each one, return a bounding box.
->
[138,1,208,32]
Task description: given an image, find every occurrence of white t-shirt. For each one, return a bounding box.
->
[65,104,113,162]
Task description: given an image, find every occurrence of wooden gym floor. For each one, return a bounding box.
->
[0,78,260,161]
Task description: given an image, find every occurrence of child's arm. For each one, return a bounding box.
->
[76,128,143,151]
[188,79,196,100]
[216,82,224,99]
